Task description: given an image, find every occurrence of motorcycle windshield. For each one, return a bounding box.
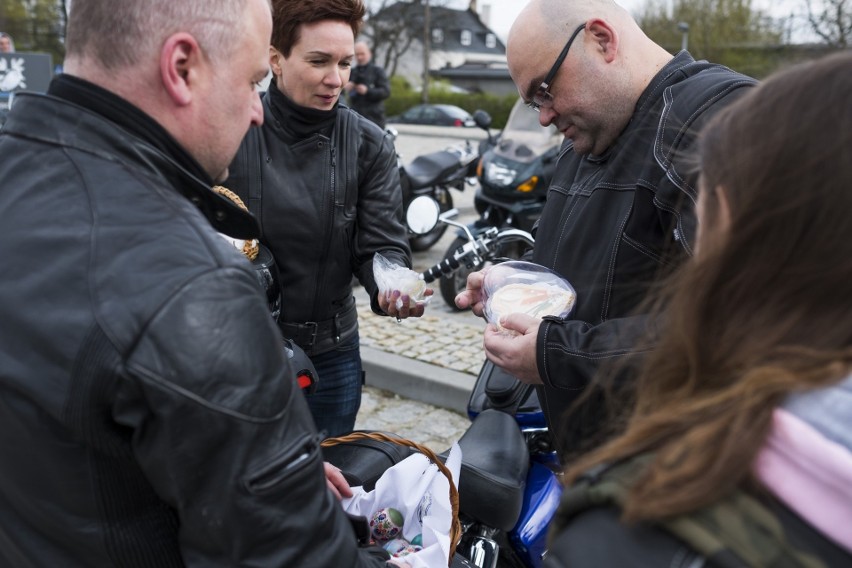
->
[493,99,562,163]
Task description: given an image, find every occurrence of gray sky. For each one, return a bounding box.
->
[445,0,806,42]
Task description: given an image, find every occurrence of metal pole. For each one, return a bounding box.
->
[422,0,431,104]
[677,22,690,52]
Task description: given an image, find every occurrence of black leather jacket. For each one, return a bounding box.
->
[529,52,757,457]
[0,86,385,567]
[225,85,410,356]
[348,62,391,128]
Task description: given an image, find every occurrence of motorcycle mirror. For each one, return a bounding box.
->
[405,195,441,235]
[472,110,492,130]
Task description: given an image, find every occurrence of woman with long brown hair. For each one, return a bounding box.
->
[544,51,852,567]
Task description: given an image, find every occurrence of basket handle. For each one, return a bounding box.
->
[211,185,259,260]
[322,431,462,565]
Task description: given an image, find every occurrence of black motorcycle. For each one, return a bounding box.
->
[438,100,562,308]
[391,110,492,252]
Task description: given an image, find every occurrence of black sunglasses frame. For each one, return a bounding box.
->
[527,23,586,112]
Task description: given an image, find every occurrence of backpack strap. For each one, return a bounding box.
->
[552,454,827,568]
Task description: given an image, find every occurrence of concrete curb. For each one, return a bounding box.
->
[361,346,477,415]
[388,123,498,142]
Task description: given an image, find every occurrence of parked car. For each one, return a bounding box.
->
[388,104,475,127]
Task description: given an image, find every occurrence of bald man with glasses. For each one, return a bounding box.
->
[456,0,756,460]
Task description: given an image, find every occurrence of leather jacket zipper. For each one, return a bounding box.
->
[310,144,336,320]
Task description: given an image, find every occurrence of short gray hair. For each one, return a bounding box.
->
[66,0,250,69]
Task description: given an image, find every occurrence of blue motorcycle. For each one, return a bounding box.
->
[326,203,563,568]
[423,209,561,568]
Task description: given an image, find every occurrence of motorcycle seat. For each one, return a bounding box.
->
[406,151,465,189]
[450,408,529,532]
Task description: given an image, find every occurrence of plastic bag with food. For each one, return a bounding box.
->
[373,253,431,310]
[483,261,576,331]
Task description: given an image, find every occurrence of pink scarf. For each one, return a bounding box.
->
[754,408,852,553]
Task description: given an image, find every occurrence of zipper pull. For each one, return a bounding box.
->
[331,147,336,167]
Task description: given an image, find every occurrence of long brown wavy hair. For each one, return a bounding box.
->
[270,0,365,57]
[564,51,852,522]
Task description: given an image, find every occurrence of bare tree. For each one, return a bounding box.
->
[805,0,851,46]
[362,0,455,80]
[637,0,782,65]
[362,0,420,77]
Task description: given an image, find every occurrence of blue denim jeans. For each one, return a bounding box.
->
[305,334,362,437]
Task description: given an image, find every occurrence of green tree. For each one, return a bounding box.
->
[637,0,784,77]
[0,0,66,64]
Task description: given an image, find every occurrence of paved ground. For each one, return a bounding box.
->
[354,386,470,454]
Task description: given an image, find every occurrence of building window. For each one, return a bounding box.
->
[485,33,496,48]
[460,29,472,46]
[432,28,444,44]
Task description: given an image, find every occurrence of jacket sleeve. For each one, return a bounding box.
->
[115,267,386,567]
[537,313,653,396]
[352,130,412,315]
[365,66,391,102]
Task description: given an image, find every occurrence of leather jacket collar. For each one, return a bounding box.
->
[266,80,337,140]
[7,81,259,240]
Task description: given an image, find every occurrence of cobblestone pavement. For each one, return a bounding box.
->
[354,386,471,454]
[351,287,483,452]
[353,286,486,376]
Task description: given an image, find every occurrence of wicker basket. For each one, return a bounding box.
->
[321,431,462,566]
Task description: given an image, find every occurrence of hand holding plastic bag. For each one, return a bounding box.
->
[373,253,432,311]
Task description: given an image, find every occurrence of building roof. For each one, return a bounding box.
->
[372,3,505,55]
[432,60,511,80]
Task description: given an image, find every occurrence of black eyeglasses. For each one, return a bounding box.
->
[526,23,586,112]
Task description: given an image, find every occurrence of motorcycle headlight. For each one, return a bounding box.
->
[485,161,518,187]
[516,176,539,193]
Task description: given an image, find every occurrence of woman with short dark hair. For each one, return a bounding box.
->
[226,0,428,438]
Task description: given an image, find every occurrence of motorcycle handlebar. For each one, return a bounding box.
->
[422,254,461,283]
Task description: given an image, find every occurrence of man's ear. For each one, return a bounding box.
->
[585,19,619,63]
[160,32,202,106]
[269,46,282,76]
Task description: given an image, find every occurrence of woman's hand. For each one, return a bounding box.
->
[378,288,433,319]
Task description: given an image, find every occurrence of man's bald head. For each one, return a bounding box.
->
[508,0,632,87]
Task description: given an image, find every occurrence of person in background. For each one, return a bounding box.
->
[0,32,14,53]
[225,0,427,439]
[345,40,391,128]
[456,0,756,459]
[544,51,852,567]
[0,0,400,565]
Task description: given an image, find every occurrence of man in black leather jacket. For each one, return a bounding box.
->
[456,0,756,458]
[345,41,391,128]
[0,0,392,566]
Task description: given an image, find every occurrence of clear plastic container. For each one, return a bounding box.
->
[483,261,576,330]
